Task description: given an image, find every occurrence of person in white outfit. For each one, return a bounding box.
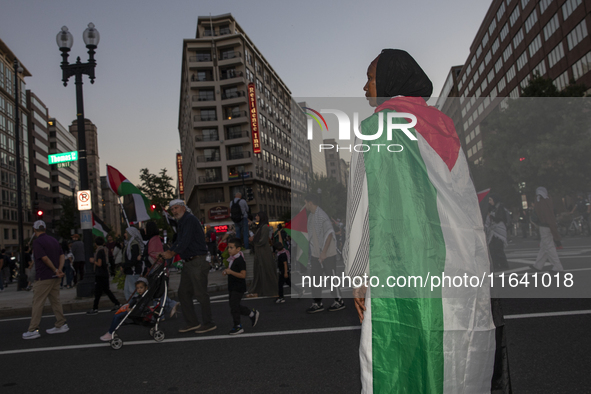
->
[532,187,564,271]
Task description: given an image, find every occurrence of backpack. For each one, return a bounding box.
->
[230,199,245,223]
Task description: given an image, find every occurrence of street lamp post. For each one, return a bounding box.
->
[57,23,100,297]
[13,60,28,291]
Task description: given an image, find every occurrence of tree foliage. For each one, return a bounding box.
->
[475,75,590,208]
[138,168,176,231]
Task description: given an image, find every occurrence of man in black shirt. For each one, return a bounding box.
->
[161,200,216,334]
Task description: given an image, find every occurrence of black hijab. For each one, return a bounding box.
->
[376,49,433,105]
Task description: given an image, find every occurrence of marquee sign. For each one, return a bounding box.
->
[247,83,261,154]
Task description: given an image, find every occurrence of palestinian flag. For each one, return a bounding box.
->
[92,213,109,238]
[344,97,510,393]
[106,165,160,222]
[284,208,309,266]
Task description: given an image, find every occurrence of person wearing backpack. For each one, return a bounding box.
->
[230,192,250,250]
[87,237,121,315]
[484,193,510,271]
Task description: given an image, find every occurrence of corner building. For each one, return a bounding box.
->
[178,14,310,226]
[447,0,591,164]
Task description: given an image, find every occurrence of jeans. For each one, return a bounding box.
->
[233,218,249,249]
[178,255,213,327]
[109,312,127,333]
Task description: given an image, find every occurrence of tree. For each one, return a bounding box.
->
[476,75,591,207]
[138,168,176,231]
[57,196,77,240]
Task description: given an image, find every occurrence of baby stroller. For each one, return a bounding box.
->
[110,262,169,350]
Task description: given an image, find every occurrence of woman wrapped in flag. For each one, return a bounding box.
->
[343,49,511,393]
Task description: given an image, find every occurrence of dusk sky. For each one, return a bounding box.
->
[0,0,491,186]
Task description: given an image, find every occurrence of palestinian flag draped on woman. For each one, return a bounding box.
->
[343,50,511,394]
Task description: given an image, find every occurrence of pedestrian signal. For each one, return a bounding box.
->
[246,187,254,201]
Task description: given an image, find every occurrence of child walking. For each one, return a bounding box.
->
[222,238,259,335]
[275,242,291,303]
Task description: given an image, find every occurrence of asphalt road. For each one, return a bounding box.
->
[1,235,589,393]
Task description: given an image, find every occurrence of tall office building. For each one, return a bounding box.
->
[27,91,53,227]
[323,138,347,186]
[69,118,102,211]
[0,39,32,250]
[439,0,591,164]
[48,118,78,223]
[178,14,310,226]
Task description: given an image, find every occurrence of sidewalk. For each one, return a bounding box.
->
[0,253,255,318]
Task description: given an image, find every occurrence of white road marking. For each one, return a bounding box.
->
[0,325,362,356]
[504,310,591,320]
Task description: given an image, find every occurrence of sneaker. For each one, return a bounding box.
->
[195,323,217,333]
[306,303,324,314]
[86,309,99,315]
[249,309,259,327]
[99,332,113,342]
[229,325,244,335]
[275,297,285,304]
[179,325,201,333]
[46,324,69,334]
[110,304,121,312]
[170,302,180,318]
[22,330,40,340]
[328,299,346,312]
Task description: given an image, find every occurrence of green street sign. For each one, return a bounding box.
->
[48,151,78,165]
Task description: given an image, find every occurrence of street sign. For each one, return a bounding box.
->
[77,190,92,210]
[80,210,92,230]
[57,162,72,168]
[48,151,78,165]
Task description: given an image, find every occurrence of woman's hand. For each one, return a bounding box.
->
[353,286,368,324]
[249,236,254,242]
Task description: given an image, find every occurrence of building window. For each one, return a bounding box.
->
[567,20,589,51]
[548,42,565,68]
[503,43,513,62]
[528,34,542,57]
[497,2,506,21]
[198,90,215,101]
[500,23,509,41]
[553,70,569,91]
[521,0,529,8]
[506,65,516,82]
[539,0,552,14]
[563,0,582,20]
[513,28,524,48]
[3,229,8,240]
[516,51,528,71]
[488,69,495,83]
[495,57,503,73]
[532,59,547,77]
[489,18,497,36]
[12,228,16,240]
[543,14,559,41]
[485,50,492,65]
[492,38,500,54]
[524,10,537,33]
[497,76,507,93]
[200,109,216,121]
[572,52,591,80]
[509,5,520,27]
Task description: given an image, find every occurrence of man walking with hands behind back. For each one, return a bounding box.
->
[22,220,69,339]
[161,200,216,334]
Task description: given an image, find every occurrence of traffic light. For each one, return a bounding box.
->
[36,210,44,220]
[150,204,156,211]
[246,187,254,201]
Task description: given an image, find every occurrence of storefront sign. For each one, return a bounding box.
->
[208,206,230,220]
[247,83,261,154]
